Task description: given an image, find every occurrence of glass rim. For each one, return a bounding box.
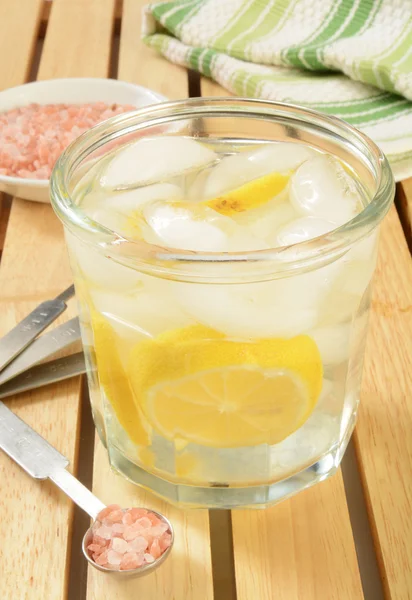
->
[50,97,395,277]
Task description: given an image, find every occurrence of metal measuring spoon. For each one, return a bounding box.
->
[0,401,174,577]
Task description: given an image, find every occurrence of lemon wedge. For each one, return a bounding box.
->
[128,325,322,448]
[91,311,151,447]
[206,172,289,216]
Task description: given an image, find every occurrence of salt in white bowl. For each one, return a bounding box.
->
[0,78,167,203]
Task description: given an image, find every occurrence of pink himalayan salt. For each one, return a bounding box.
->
[111,537,129,554]
[129,536,149,553]
[87,505,172,571]
[144,553,155,564]
[159,533,172,553]
[147,512,161,526]
[111,523,125,537]
[149,538,162,560]
[103,508,124,524]
[95,524,112,540]
[128,507,148,521]
[120,552,144,570]
[107,550,123,566]
[95,550,109,566]
[0,102,135,179]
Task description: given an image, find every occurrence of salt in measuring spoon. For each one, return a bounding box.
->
[0,400,174,577]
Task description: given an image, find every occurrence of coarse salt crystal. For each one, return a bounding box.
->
[150,523,169,537]
[120,552,144,571]
[87,507,172,571]
[95,525,112,540]
[104,509,124,524]
[129,536,149,553]
[144,553,155,564]
[127,507,148,522]
[111,523,125,536]
[111,537,129,554]
[96,504,122,521]
[159,532,172,552]
[147,512,161,526]
[87,543,105,555]
[95,550,109,566]
[136,517,152,530]
[107,550,123,566]
[0,103,135,179]
[149,538,162,560]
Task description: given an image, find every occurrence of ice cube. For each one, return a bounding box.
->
[310,323,351,365]
[87,184,183,239]
[340,260,376,297]
[234,198,296,245]
[91,284,193,340]
[290,155,360,224]
[275,216,336,247]
[143,203,228,251]
[186,164,214,202]
[272,411,337,472]
[321,288,361,324]
[142,202,268,252]
[350,231,378,262]
[331,231,378,298]
[100,136,216,190]
[66,232,141,292]
[173,237,348,339]
[100,183,182,215]
[87,208,130,235]
[204,142,314,198]
[174,279,319,339]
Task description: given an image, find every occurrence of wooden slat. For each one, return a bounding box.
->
[354,205,412,600]
[0,204,80,600]
[0,1,116,598]
[201,79,364,599]
[39,0,115,80]
[118,0,187,99]
[233,473,364,600]
[201,78,231,97]
[204,71,412,595]
[0,0,43,90]
[85,3,214,600]
[0,194,12,255]
[42,0,122,25]
[87,441,214,600]
[396,180,412,250]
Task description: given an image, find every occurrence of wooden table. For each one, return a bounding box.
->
[0,2,411,599]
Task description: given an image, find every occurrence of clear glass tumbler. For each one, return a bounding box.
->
[51,98,394,508]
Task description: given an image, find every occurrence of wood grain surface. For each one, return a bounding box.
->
[86,441,214,600]
[202,78,364,600]
[0,194,12,255]
[355,205,412,600]
[0,0,115,598]
[397,179,412,250]
[0,0,43,90]
[0,2,411,598]
[233,473,364,600]
[119,0,188,99]
[86,3,214,598]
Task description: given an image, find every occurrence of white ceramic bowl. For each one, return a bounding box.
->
[0,78,167,203]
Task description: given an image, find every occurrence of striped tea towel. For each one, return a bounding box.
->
[143,0,412,181]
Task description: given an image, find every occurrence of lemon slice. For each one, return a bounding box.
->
[206,172,289,216]
[128,325,322,448]
[91,311,150,447]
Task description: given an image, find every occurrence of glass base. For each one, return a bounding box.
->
[105,429,353,509]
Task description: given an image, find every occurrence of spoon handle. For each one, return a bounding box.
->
[49,468,105,520]
[0,401,105,519]
[0,400,69,477]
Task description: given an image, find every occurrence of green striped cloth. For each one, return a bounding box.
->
[142,0,412,181]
